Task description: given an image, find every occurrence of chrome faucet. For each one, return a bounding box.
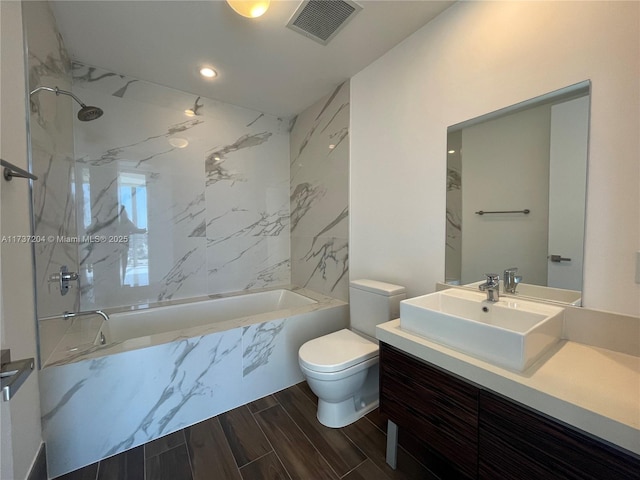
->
[478,273,500,302]
[63,310,109,322]
[503,267,522,294]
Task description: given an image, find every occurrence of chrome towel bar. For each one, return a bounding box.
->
[475,209,530,215]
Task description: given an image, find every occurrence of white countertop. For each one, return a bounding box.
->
[377,319,640,456]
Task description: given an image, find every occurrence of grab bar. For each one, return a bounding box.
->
[475,209,530,215]
[1,158,38,182]
[1,349,34,401]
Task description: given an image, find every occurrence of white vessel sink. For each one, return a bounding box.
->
[399,288,564,371]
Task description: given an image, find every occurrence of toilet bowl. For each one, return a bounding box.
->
[298,280,406,428]
[299,328,380,427]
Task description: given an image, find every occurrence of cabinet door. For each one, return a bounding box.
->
[479,390,640,480]
[380,343,479,478]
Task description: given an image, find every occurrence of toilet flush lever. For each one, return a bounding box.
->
[48,265,79,296]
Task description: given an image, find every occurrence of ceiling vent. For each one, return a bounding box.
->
[286,0,362,46]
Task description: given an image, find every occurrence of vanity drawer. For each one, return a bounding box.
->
[479,390,640,480]
[380,343,479,478]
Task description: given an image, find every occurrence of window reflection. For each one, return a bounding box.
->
[117,172,149,287]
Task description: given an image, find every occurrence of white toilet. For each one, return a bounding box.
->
[298,279,406,428]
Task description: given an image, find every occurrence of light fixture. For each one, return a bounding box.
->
[185,97,204,117]
[448,149,456,154]
[199,67,217,78]
[168,137,189,149]
[226,0,270,18]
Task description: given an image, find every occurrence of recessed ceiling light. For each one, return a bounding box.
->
[200,67,217,78]
[448,149,456,154]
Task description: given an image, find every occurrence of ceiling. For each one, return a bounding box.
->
[49,0,455,117]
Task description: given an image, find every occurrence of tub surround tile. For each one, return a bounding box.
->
[292,234,349,298]
[41,329,243,477]
[40,288,349,477]
[290,82,350,302]
[242,320,286,377]
[70,62,291,312]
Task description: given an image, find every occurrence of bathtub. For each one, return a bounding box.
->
[39,286,348,478]
[100,289,318,345]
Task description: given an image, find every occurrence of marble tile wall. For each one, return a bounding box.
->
[71,63,291,310]
[290,82,350,301]
[23,0,81,363]
[40,303,348,478]
[445,129,462,284]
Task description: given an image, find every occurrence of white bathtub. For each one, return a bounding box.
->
[100,289,317,344]
[40,286,348,478]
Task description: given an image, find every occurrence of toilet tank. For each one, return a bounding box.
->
[349,279,406,338]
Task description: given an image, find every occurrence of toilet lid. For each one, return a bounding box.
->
[299,329,378,373]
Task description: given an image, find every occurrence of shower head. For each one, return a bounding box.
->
[77,105,104,122]
[29,86,104,121]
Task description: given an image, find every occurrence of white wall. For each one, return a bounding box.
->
[461,105,551,285]
[548,96,589,291]
[351,0,640,315]
[0,1,44,478]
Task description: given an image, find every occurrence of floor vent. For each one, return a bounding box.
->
[286,0,362,46]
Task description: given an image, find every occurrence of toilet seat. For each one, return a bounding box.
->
[299,328,378,374]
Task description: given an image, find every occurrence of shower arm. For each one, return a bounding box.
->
[29,86,88,108]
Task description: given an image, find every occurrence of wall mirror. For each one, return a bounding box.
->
[445,81,590,305]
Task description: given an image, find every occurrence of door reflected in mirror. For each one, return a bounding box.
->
[445,81,590,305]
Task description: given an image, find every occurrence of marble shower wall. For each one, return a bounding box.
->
[290,82,350,301]
[71,63,291,310]
[445,129,462,284]
[23,1,81,361]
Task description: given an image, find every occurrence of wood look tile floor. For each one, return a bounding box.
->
[56,382,438,480]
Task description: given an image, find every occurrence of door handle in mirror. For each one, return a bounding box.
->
[549,255,571,263]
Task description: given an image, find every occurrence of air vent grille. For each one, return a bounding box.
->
[287,0,362,46]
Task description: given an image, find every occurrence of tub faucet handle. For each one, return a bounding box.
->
[48,265,79,296]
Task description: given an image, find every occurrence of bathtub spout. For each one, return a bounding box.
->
[63,310,109,322]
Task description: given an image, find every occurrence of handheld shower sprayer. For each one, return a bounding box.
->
[29,86,103,121]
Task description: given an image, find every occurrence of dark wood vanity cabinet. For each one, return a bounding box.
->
[479,390,640,480]
[379,343,480,478]
[379,343,640,480]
